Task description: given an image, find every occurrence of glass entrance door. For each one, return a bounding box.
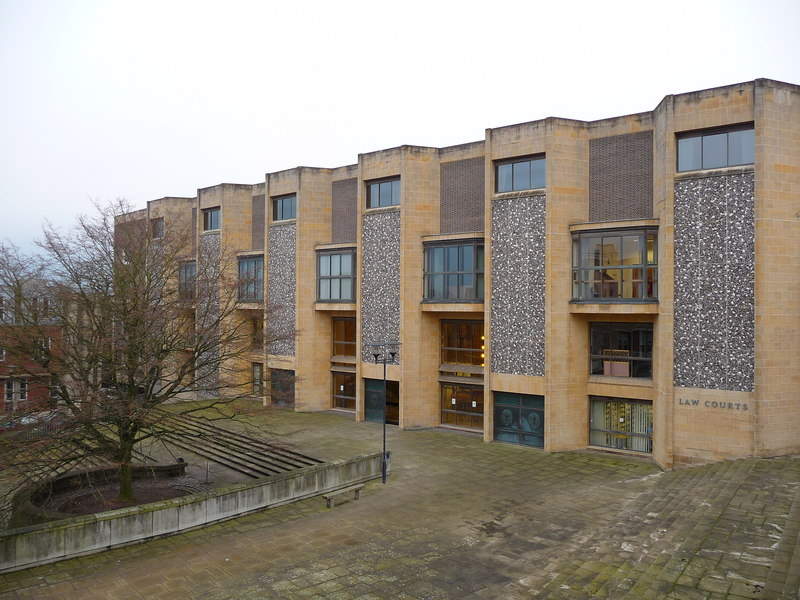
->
[364,378,399,425]
[440,383,483,431]
[332,372,356,410]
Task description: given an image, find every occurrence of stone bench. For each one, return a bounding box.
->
[322,484,364,509]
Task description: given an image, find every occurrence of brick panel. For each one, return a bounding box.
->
[440,157,485,233]
[332,178,357,243]
[251,195,265,250]
[589,131,653,221]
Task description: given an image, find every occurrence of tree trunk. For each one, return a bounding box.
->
[117,445,135,503]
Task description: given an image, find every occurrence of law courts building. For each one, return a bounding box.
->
[118,78,800,469]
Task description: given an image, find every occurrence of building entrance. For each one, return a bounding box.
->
[364,379,399,425]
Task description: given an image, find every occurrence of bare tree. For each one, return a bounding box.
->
[0,200,283,505]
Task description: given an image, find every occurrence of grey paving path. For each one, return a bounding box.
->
[0,407,798,599]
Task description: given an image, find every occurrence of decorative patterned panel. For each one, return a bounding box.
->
[440,157,485,233]
[674,172,755,392]
[490,195,546,376]
[267,223,296,356]
[589,131,653,221]
[361,210,400,364]
[332,178,358,243]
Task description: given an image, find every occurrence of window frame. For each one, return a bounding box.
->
[272,194,297,222]
[495,155,546,193]
[178,261,197,301]
[676,123,755,173]
[366,177,401,209]
[423,239,485,303]
[589,322,654,379]
[440,319,485,367]
[202,207,221,231]
[589,396,653,454]
[237,255,264,303]
[150,217,165,239]
[317,249,356,302]
[332,317,356,357]
[571,227,658,303]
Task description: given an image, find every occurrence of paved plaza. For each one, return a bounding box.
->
[0,407,799,599]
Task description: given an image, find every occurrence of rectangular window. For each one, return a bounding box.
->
[178,261,196,300]
[366,177,400,208]
[272,194,296,221]
[332,317,356,357]
[202,207,220,231]
[0,347,4,361]
[424,240,484,302]
[332,372,356,410]
[440,383,483,431]
[238,255,264,302]
[590,397,653,453]
[19,379,27,401]
[590,322,653,378]
[150,217,165,239]
[441,320,484,367]
[495,156,546,192]
[318,249,355,301]
[494,392,544,448]
[252,363,263,396]
[572,228,657,302]
[677,124,754,172]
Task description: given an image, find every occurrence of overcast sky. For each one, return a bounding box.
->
[1,0,799,250]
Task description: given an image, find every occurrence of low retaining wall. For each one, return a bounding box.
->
[10,463,189,529]
[0,452,386,573]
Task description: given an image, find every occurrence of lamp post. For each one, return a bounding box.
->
[369,343,397,485]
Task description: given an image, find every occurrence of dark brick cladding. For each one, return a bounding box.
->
[589,131,653,221]
[440,157,485,233]
[331,178,357,243]
[251,195,265,250]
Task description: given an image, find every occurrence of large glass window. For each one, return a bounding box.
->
[494,392,544,448]
[441,320,484,366]
[150,217,164,239]
[178,261,196,300]
[238,255,264,302]
[332,372,356,410]
[677,125,754,172]
[590,322,653,378]
[424,241,484,301]
[366,178,400,208]
[332,317,356,357]
[572,228,657,301]
[440,383,483,431]
[272,194,296,221]
[318,250,355,301]
[202,207,220,231]
[496,156,546,193]
[590,397,653,453]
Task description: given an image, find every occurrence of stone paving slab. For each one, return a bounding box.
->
[0,407,798,599]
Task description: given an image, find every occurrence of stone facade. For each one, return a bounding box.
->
[361,210,400,364]
[117,79,800,469]
[490,194,546,376]
[267,223,296,357]
[673,172,755,392]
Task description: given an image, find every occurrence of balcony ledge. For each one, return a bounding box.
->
[569,302,658,314]
[421,302,485,313]
[315,302,356,311]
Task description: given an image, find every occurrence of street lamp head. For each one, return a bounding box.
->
[389,351,396,361]
[372,353,381,363]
